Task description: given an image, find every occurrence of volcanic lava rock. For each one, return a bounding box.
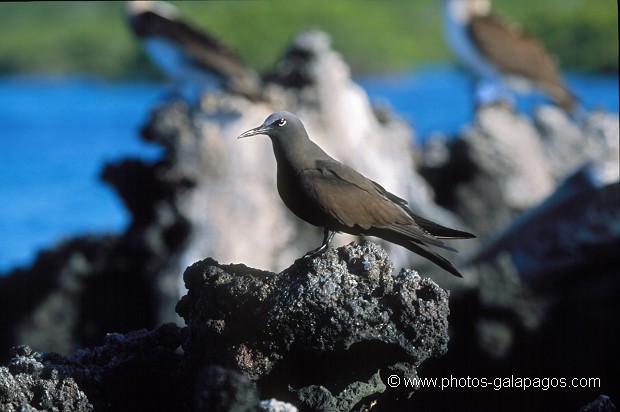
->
[176,241,451,411]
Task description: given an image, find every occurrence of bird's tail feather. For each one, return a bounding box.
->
[404,241,464,278]
[363,224,468,277]
[413,215,476,240]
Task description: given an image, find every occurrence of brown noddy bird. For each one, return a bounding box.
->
[238,111,475,277]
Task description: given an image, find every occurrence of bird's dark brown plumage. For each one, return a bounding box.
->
[238,111,475,277]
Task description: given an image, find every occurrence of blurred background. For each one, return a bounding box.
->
[0,0,617,273]
[0,2,619,410]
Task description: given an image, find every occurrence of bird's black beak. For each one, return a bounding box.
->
[237,124,270,139]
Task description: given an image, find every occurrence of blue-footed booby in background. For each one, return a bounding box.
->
[126,1,262,100]
[443,0,577,111]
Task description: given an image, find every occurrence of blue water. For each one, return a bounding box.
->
[359,65,619,141]
[0,76,162,272]
[1,67,617,273]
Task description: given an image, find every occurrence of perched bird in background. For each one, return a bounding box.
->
[443,0,577,111]
[126,1,262,100]
[238,111,475,278]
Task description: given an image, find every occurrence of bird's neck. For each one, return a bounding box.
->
[271,139,291,171]
[271,137,329,172]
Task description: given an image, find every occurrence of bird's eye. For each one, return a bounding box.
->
[277,119,286,127]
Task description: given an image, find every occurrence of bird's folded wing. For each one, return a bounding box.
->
[313,160,410,203]
[300,165,403,226]
[469,15,560,84]
[299,165,450,249]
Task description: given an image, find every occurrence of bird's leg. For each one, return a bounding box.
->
[322,229,335,248]
[302,229,335,259]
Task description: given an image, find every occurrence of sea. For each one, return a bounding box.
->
[1,65,618,273]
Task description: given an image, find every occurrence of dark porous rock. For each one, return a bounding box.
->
[0,324,187,412]
[176,241,450,411]
[1,345,93,412]
[194,365,260,412]
[580,395,617,412]
[1,243,450,412]
[64,323,186,411]
[293,370,385,412]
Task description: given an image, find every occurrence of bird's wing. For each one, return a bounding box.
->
[469,14,575,109]
[313,160,474,239]
[469,14,558,81]
[300,164,407,228]
[300,162,450,249]
[180,33,250,79]
[145,11,249,79]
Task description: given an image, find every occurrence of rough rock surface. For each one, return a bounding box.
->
[176,241,450,411]
[580,395,617,412]
[1,242,450,412]
[0,346,92,412]
[0,324,187,412]
[193,365,261,412]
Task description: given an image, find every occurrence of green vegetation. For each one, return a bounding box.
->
[0,0,617,79]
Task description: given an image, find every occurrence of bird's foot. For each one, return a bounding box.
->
[302,243,329,259]
[301,229,335,260]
